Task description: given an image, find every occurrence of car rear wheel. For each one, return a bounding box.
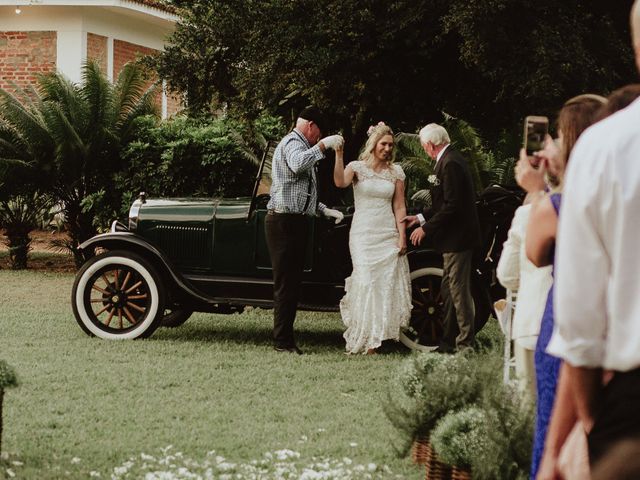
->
[400,260,491,352]
[400,264,446,352]
[72,250,165,339]
[161,308,193,328]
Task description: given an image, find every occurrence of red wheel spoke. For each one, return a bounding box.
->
[120,271,132,291]
[128,293,148,300]
[118,308,123,329]
[95,304,111,316]
[123,306,137,325]
[104,308,115,327]
[91,298,107,303]
[92,285,110,295]
[125,281,143,294]
[114,269,119,289]
[126,301,145,313]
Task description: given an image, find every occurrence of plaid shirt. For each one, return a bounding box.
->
[267,129,327,215]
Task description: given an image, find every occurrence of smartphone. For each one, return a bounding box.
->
[523,116,549,155]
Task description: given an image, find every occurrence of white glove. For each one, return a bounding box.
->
[323,208,344,224]
[320,135,344,151]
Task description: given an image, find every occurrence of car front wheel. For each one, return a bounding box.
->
[72,250,165,339]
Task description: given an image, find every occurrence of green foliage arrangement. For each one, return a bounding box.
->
[0,359,18,455]
[385,336,533,480]
[430,407,490,470]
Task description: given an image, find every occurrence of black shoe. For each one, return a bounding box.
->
[274,345,304,355]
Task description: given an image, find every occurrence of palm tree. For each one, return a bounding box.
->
[0,61,158,266]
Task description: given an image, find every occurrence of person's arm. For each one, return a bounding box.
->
[333,146,355,188]
[392,175,408,255]
[566,364,603,433]
[525,196,556,267]
[536,363,579,480]
[283,137,324,174]
[497,207,525,291]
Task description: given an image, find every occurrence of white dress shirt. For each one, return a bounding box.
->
[547,98,640,371]
[418,144,450,226]
[497,204,553,349]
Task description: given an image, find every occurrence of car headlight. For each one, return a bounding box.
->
[128,200,142,230]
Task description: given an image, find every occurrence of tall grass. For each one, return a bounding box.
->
[0,269,421,479]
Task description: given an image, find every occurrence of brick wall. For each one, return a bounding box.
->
[87,33,108,74]
[0,31,56,94]
[114,39,182,116]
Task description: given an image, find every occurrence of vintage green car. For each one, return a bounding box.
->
[71,147,520,348]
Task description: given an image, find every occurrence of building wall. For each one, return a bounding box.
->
[0,6,182,116]
[113,39,156,79]
[0,31,56,94]
[113,39,182,116]
[86,32,108,73]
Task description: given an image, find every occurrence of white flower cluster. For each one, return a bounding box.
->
[107,446,403,480]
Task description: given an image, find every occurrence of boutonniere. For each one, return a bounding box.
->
[428,174,440,187]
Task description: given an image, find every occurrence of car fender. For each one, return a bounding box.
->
[406,248,442,271]
[78,232,212,306]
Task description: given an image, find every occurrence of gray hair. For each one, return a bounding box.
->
[418,123,450,146]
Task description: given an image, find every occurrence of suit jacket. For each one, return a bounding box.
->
[422,147,481,253]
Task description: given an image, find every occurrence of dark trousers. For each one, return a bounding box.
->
[588,367,640,467]
[265,212,309,348]
[440,250,474,350]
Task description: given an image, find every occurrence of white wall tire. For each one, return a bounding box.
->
[400,266,444,352]
[71,251,165,339]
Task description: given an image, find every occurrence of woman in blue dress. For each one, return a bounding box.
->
[515,94,607,479]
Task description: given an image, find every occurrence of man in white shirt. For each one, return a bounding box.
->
[547,0,640,465]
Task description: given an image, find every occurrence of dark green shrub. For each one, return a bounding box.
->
[0,193,53,269]
[0,360,18,455]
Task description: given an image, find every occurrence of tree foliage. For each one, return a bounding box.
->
[152,0,637,152]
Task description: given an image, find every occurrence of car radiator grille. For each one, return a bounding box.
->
[154,224,211,266]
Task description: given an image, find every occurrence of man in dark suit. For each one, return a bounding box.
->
[403,123,480,352]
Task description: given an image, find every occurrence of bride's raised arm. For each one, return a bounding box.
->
[333,144,355,188]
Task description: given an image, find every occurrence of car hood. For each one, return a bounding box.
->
[138,197,251,222]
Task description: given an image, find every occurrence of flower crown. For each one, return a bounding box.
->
[367,121,387,137]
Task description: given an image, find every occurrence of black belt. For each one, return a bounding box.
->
[267,209,305,216]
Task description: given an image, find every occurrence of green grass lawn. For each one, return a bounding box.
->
[0,268,423,479]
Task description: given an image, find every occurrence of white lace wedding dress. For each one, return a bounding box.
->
[340,161,412,354]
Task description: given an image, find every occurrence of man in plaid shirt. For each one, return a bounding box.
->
[266,106,344,354]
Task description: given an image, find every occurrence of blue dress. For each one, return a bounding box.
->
[530,193,562,479]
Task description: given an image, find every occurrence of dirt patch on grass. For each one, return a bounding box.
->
[0,229,76,273]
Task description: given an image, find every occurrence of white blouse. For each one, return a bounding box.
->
[497,204,553,349]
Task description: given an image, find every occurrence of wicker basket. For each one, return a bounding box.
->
[411,439,472,480]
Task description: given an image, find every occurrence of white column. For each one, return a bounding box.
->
[161,79,168,119]
[56,29,87,83]
[106,36,114,82]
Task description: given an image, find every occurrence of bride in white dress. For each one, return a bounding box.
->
[333,123,412,354]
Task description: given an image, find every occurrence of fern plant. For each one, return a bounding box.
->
[0,60,158,266]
